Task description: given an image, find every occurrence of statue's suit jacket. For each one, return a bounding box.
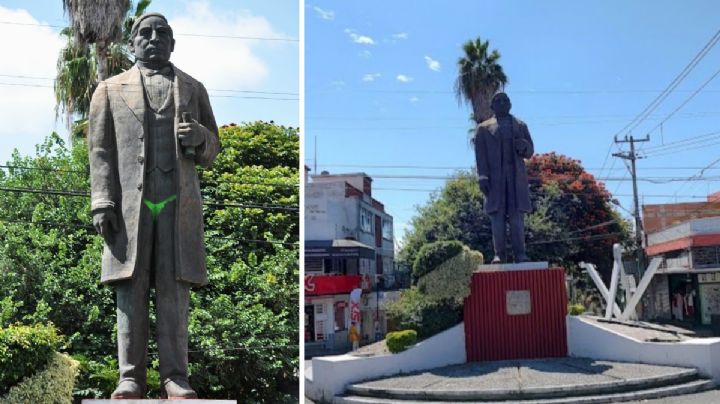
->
[474,115,533,214]
[88,64,220,286]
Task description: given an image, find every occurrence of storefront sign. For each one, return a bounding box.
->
[350,288,362,325]
[304,275,362,296]
[699,272,720,284]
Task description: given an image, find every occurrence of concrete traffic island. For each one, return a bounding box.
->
[335,357,714,403]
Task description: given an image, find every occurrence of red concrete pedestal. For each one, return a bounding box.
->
[464,266,567,362]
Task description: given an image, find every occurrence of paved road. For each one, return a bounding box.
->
[630,388,720,403]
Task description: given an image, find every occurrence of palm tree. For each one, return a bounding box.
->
[454,38,508,124]
[55,0,151,129]
[62,0,130,81]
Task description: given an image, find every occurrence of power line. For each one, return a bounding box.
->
[642,129,720,154]
[309,88,720,95]
[528,232,623,246]
[0,186,299,211]
[309,162,720,171]
[0,82,298,101]
[0,74,299,96]
[0,165,300,188]
[645,66,720,135]
[0,217,298,246]
[672,155,720,199]
[612,27,720,137]
[0,21,299,42]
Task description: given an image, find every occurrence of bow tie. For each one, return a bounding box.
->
[142,65,174,77]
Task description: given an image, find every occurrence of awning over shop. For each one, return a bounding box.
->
[305,239,375,259]
[305,274,362,296]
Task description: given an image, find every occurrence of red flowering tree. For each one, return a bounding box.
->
[525,152,628,274]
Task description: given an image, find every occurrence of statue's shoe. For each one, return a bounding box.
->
[161,379,198,400]
[111,379,144,399]
[515,254,530,263]
[491,256,504,264]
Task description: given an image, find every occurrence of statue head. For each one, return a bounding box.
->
[129,13,175,67]
[491,92,512,118]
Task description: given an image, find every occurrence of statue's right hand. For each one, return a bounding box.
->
[93,208,118,243]
[479,179,490,195]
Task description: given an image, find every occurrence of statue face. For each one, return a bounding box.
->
[130,16,175,64]
[491,94,512,117]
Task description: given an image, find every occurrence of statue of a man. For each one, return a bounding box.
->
[474,92,533,264]
[88,12,220,399]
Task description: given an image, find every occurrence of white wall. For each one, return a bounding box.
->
[568,316,720,381]
[306,323,466,402]
[305,182,358,240]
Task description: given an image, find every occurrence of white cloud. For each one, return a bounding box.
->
[312,6,335,20]
[331,80,345,87]
[396,74,413,83]
[409,97,419,103]
[362,73,381,82]
[169,1,283,91]
[344,28,375,45]
[424,56,441,72]
[393,32,409,40]
[358,49,372,58]
[0,6,65,163]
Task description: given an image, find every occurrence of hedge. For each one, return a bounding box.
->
[0,324,62,395]
[1,352,79,404]
[412,240,464,279]
[386,330,417,354]
[568,303,585,316]
[386,289,463,340]
[417,248,483,304]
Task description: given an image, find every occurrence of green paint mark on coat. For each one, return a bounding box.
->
[143,195,177,220]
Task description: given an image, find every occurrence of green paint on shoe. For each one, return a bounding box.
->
[143,195,177,221]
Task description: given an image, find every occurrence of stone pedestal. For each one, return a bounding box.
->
[464,263,567,362]
[82,400,236,404]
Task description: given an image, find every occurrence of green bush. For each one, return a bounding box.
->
[1,352,79,404]
[0,123,299,402]
[386,289,463,340]
[568,303,585,316]
[417,248,483,304]
[386,330,417,353]
[0,324,62,395]
[413,240,464,279]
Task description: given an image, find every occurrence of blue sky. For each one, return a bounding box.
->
[0,0,298,164]
[305,0,720,245]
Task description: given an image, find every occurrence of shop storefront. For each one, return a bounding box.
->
[304,274,362,351]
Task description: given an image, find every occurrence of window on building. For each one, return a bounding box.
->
[382,219,393,240]
[334,302,347,331]
[305,258,322,272]
[360,208,373,233]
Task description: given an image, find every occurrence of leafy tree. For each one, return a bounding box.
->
[0,121,299,402]
[55,0,150,126]
[399,153,629,278]
[454,37,507,124]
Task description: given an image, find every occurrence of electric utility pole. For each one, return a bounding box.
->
[613,135,650,276]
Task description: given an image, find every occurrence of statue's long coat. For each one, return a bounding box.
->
[474,115,534,214]
[88,64,220,286]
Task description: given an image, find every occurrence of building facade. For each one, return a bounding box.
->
[304,171,396,352]
[642,198,720,325]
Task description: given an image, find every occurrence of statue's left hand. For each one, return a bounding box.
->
[514,138,530,156]
[178,119,206,147]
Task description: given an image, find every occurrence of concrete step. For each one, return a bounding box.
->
[335,379,716,403]
[344,367,701,401]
